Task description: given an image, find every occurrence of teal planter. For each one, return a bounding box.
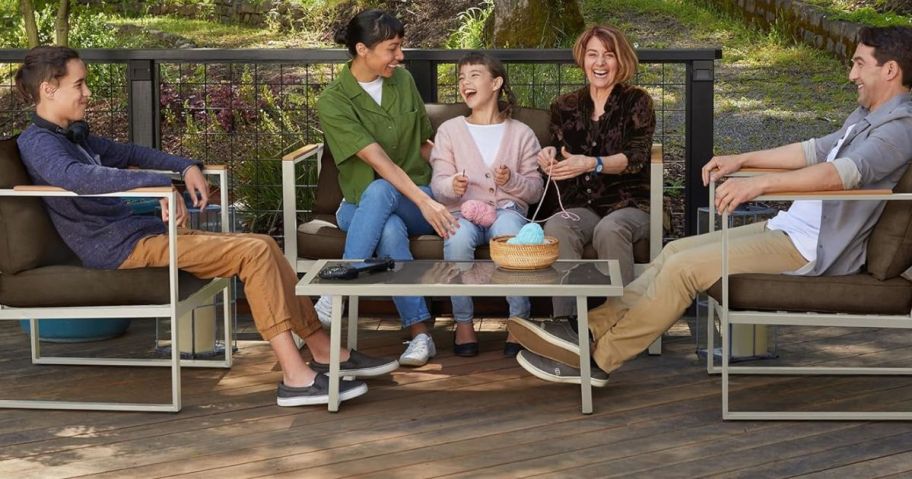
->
[19,319,131,343]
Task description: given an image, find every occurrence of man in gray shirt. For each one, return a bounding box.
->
[509,26,912,384]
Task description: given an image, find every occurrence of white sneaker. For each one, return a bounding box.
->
[399,332,436,367]
[314,295,334,327]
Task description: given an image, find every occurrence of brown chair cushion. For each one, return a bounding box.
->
[866,165,912,280]
[0,263,211,307]
[0,136,76,274]
[707,273,912,315]
[511,106,552,148]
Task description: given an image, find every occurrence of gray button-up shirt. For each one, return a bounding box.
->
[799,93,912,276]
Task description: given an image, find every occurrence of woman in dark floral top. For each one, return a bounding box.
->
[538,24,656,319]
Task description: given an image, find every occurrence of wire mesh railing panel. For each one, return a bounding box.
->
[0,48,718,240]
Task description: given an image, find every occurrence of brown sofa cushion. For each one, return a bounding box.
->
[866,165,912,280]
[0,263,211,307]
[304,104,650,263]
[298,219,650,263]
[0,136,76,275]
[707,273,912,315]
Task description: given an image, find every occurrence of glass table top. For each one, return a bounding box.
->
[297,259,622,297]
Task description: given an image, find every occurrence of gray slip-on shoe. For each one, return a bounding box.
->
[276,374,368,407]
[516,350,609,387]
[308,349,399,377]
[508,317,582,368]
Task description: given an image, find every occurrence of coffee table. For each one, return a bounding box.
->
[296,259,622,413]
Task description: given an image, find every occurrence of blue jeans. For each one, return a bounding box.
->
[444,207,531,323]
[336,179,435,327]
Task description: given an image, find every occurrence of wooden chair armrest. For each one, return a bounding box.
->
[6,185,176,200]
[755,189,903,201]
[651,143,662,164]
[282,144,322,164]
[649,143,663,259]
[728,168,790,177]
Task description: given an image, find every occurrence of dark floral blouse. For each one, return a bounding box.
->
[540,83,656,218]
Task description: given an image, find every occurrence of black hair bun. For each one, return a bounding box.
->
[333,27,348,46]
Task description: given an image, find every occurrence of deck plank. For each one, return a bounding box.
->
[2,318,912,479]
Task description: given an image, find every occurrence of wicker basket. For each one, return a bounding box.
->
[489,235,560,270]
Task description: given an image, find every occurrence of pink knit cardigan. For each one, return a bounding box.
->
[430,117,544,215]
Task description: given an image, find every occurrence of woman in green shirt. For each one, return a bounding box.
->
[316,10,458,367]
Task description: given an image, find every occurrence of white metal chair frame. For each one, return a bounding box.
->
[281,142,665,354]
[0,167,233,413]
[708,170,912,420]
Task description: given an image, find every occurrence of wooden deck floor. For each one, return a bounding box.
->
[3,315,912,478]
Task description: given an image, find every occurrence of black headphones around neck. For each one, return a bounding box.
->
[31,113,90,144]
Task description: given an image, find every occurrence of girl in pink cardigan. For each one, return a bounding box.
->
[430,52,544,357]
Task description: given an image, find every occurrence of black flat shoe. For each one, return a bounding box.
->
[453,333,479,357]
[503,341,524,358]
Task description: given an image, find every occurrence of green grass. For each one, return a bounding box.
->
[106,15,320,48]
[804,0,912,27]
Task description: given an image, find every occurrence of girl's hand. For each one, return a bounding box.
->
[453,172,469,196]
[494,165,511,186]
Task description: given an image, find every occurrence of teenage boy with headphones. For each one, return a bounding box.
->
[14,45,399,407]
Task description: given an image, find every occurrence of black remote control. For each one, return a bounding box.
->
[318,258,395,280]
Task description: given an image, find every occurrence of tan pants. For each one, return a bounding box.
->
[589,221,808,372]
[119,229,321,342]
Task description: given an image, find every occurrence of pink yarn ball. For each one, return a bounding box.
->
[460,200,497,228]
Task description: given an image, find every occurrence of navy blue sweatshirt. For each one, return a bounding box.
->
[17,125,197,269]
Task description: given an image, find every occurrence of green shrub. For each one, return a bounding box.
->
[446,0,494,49]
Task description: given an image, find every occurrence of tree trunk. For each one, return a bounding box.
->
[55,0,70,47]
[491,0,585,48]
[20,0,40,48]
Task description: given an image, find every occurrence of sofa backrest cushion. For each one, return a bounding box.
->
[867,163,912,280]
[0,136,76,274]
[312,103,552,218]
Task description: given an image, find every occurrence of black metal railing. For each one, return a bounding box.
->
[0,48,721,237]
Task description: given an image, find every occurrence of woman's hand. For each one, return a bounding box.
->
[453,172,468,196]
[547,147,596,180]
[419,197,459,239]
[537,146,558,171]
[494,165,511,186]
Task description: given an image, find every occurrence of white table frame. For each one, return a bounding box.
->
[296,259,622,414]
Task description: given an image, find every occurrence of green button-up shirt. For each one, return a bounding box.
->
[316,63,432,205]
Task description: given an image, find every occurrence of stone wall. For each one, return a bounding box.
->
[708,0,864,59]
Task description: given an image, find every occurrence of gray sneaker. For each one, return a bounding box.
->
[308,350,399,377]
[507,317,582,368]
[276,374,368,407]
[516,350,609,387]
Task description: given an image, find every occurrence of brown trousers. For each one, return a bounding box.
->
[119,229,321,341]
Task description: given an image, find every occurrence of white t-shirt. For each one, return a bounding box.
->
[767,123,856,270]
[358,77,383,106]
[464,117,506,167]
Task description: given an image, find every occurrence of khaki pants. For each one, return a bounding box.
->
[589,221,808,372]
[119,229,321,342]
[544,207,650,317]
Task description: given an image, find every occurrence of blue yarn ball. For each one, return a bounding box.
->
[507,223,545,245]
